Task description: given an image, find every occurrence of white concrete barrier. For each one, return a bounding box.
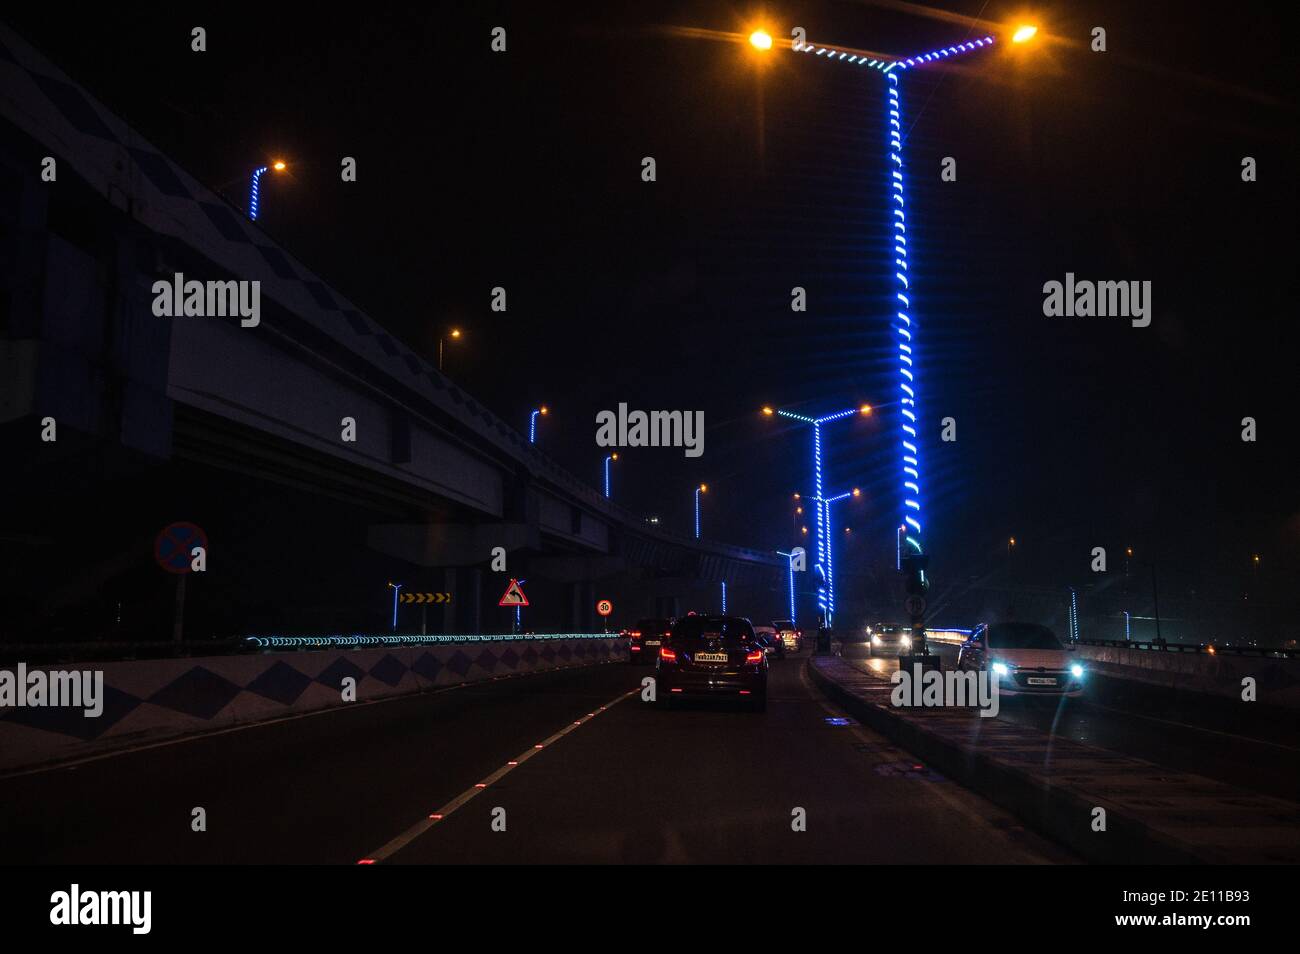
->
[0,637,626,773]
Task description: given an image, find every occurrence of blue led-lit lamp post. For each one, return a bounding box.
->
[750,25,1023,662]
[386,581,402,632]
[820,487,862,626]
[694,483,708,539]
[763,404,871,628]
[248,160,286,221]
[776,549,798,622]
[604,453,618,498]
[529,406,548,444]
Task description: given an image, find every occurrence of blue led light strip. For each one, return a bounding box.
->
[888,73,924,556]
[789,36,995,73]
[248,165,268,220]
[812,422,827,618]
[793,41,894,70]
[778,550,797,620]
[775,406,861,627]
[896,37,995,70]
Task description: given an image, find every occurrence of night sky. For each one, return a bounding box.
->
[8,1,1296,610]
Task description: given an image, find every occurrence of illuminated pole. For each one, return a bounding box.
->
[387,581,402,632]
[694,484,708,539]
[529,406,548,444]
[820,488,861,625]
[721,580,728,613]
[438,328,462,372]
[766,405,870,626]
[777,550,797,620]
[779,29,1005,657]
[248,160,286,221]
[604,453,618,499]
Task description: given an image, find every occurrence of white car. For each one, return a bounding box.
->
[957,622,1084,696]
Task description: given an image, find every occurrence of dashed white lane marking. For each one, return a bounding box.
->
[359,686,639,863]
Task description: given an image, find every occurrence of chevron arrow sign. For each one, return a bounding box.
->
[400,592,452,604]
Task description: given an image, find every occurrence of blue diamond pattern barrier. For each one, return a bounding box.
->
[0,636,625,772]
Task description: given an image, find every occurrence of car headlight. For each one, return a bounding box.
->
[991,661,1010,677]
[899,635,911,649]
[1070,663,1084,679]
[871,635,881,645]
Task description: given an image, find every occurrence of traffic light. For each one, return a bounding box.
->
[900,553,930,595]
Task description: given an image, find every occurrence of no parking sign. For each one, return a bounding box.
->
[155,522,207,574]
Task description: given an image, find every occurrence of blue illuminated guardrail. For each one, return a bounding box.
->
[242,633,614,650]
[0,633,620,664]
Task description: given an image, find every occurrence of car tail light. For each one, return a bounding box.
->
[629,630,642,638]
[659,646,677,662]
[630,645,641,652]
[745,649,764,664]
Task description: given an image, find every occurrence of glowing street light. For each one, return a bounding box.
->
[749,30,773,51]
[438,327,462,371]
[604,452,619,499]
[386,581,402,632]
[1011,25,1038,44]
[248,160,287,221]
[695,483,708,539]
[529,406,549,444]
[819,487,865,624]
[764,404,874,625]
[776,550,798,620]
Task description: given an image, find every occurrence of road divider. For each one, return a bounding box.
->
[806,655,1300,864]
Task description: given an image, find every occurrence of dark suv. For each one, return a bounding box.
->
[655,615,768,711]
[625,617,673,665]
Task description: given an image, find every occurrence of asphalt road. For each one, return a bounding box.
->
[846,651,1300,802]
[0,653,1075,864]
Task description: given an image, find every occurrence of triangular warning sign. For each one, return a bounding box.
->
[498,578,529,607]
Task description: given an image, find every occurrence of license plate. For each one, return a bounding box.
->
[1027,677,1057,686]
[695,652,728,663]
[646,640,661,646]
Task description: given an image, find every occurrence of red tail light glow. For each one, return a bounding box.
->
[659,646,677,662]
[745,650,764,664]
[630,631,642,638]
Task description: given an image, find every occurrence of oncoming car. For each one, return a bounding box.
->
[867,623,913,657]
[655,615,768,711]
[956,622,1085,697]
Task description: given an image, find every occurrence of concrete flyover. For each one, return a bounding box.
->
[0,22,784,637]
